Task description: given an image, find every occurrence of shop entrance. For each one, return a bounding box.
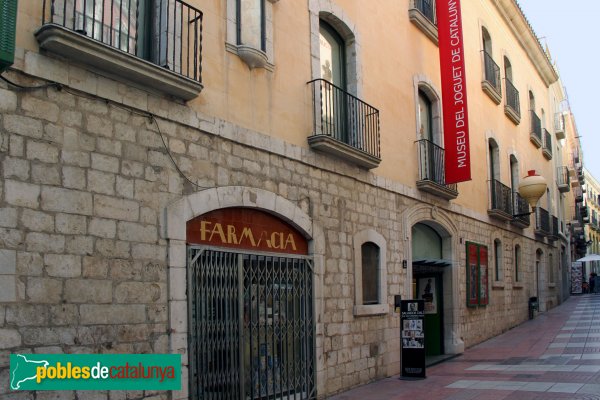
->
[411,222,452,358]
[186,208,315,399]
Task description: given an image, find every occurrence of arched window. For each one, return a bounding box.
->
[361,242,380,305]
[514,245,521,282]
[353,230,388,316]
[494,239,503,281]
[319,20,346,90]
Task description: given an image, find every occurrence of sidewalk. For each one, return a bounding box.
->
[328,294,600,400]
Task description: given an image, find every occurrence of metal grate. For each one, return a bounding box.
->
[188,247,315,400]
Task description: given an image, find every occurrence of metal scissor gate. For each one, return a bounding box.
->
[188,247,315,400]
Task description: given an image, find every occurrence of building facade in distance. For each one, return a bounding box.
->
[0,0,586,398]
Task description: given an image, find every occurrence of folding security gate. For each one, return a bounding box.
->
[188,247,315,400]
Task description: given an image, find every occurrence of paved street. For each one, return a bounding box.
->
[329,294,600,400]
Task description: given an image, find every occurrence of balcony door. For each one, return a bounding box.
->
[319,21,348,143]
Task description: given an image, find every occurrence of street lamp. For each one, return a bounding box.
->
[514,170,547,218]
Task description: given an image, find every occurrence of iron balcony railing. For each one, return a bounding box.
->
[551,215,559,238]
[416,139,457,190]
[483,51,501,95]
[309,78,380,159]
[535,207,551,235]
[543,128,552,155]
[42,0,203,83]
[504,78,520,117]
[557,166,570,186]
[412,0,436,24]
[530,110,542,143]
[489,179,512,216]
[513,192,530,226]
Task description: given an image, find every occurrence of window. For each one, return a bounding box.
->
[504,56,520,123]
[548,253,555,285]
[353,230,388,316]
[226,0,276,69]
[361,242,380,305]
[415,83,456,198]
[514,245,521,282]
[481,27,501,103]
[529,91,542,147]
[37,0,203,100]
[494,239,503,281]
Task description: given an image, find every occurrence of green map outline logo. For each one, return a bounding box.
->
[9,353,181,391]
[10,354,50,390]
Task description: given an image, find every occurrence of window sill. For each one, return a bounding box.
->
[416,180,458,200]
[353,304,389,317]
[226,42,274,71]
[35,24,203,101]
[308,135,381,169]
[513,282,524,289]
[504,105,521,125]
[548,283,556,289]
[408,8,438,45]
[482,80,502,104]
[492,281,505,290]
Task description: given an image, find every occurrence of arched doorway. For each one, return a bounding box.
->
[186,207,315,399]
[411,222,452,358]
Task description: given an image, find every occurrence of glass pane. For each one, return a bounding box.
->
[240,0,263,50]
[362,242,379,305]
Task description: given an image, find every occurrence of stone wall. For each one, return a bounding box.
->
[0,64,562,399]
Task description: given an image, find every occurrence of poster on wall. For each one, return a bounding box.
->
[571,261,583,294]
[400,300,426,379]
[466,242,488,307]
[479,246,489,305]
[467,242,479,307]
[418,277,437,314]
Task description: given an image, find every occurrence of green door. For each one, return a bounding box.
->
[417,275,443,356]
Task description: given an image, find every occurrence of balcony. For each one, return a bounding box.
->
[574,187,584,203]
[409,0,438,45]
[308,79,381,169]
[481,51,502,104]
[535,207,551,236]
[554,112,565,140]
[548,215,559,241]
[529,110,542,148]
[415,139,458,200]
[511,192,530,228]
[36,0,203,101]
[504,78,520,124]
[488,179,513,221]
[556,166,570,193]
[542,129,552,160]
[592,216,599,231]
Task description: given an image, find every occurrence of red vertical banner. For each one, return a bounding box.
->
[436,0,471,184]
[466,242,479,307]
[478,246,489,305]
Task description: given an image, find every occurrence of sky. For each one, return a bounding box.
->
[516,1,600,180]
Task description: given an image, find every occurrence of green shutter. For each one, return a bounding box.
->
[0,0,18,73]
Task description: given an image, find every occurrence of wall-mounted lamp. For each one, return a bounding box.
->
[513,170,548,218]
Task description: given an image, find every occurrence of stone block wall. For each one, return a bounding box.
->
[0,62,562,399]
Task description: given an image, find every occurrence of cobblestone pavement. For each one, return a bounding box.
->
[329,294,600,400]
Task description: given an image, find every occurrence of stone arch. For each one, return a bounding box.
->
[413,74,443,145]
[164,186,324,396]
[401,203,464,354]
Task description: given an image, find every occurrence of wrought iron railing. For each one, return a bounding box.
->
[482,51,501,95]
[535,207,550,234]
[416,139,457,191]
[557,166,570,187]
[530,110,542,143]
[489,179,512,215]
[505,78,520,117]
[309,79,380,159]
[551,215,559,238]
[41,0,203,83]
[543,128,552,156]
[513,192,530,225]
[412,0,436,24]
